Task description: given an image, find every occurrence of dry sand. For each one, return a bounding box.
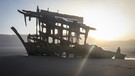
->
[0,55,135,76]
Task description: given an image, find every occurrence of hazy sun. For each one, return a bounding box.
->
[77,6,130,41]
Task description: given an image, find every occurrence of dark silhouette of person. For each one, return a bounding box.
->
[116,47,121,53]
[115,47,125,59]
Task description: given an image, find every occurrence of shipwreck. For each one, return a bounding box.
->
[11,6,126,59]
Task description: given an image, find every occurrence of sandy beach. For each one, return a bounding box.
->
[0,55,135,76]
[0,46,135,76]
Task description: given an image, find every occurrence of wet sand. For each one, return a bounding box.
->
[0,55,135,76]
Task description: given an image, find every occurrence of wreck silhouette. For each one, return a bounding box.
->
[11,6,126,59]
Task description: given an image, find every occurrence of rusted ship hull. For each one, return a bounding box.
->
[11,7,126,59]
[11,26,126,59]
[11,26,115,58]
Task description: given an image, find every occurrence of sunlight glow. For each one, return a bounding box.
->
[77,6,131,41]
[76,45,96,76]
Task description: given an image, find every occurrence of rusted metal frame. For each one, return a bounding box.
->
[40,10,83,23]
[11,27,30,54]
[39,31,76,45]
[84,30,89,45]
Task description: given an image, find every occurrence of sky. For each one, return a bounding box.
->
[0,0,135,41]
